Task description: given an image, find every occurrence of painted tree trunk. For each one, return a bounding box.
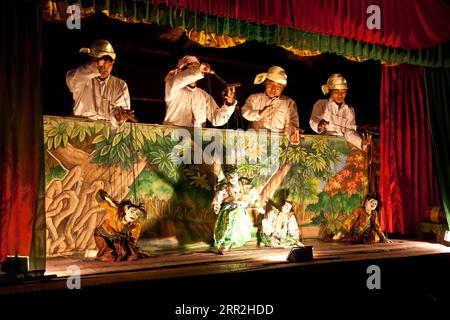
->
[259,163,292,205]
[45,143,147,256]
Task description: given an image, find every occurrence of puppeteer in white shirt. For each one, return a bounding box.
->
[66,39,135,127]
[309,74,371,150]
[242,66,302,145]
[163,55,236,128]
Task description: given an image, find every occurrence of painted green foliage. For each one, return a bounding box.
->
[44,117,368,239]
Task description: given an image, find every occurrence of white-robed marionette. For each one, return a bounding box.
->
[93,190,149,262]
[260,201,303,248]
[211,168,262,253]
[309,74,371,150]
[163,55,237,127]
[242,66,303,144]
[66,39,136,127]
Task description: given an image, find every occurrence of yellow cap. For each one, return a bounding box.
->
[79,39,116,60]
[254,66,287,86]
[321,74,348,95]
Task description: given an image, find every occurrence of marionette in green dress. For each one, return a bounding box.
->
[260,201,303,247]
[333,193,391,244]
[212,169,261,253]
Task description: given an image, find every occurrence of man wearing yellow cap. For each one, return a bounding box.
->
[310,74,370,150]
[66,39,135,127]
[242,66,302,144]
[163,55,236,127]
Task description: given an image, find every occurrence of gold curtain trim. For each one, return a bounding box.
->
[185,29,247,48]
[281,45,321,57]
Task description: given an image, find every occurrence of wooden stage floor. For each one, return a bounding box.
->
[2,239,450,291]
[2,239,450,317]
[44,239,450,280]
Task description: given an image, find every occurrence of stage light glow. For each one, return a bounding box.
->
[263,254,291,262]
[420,241,450,252]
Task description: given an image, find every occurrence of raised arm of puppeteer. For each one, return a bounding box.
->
[284,100,301,143]
[342,108,367,150]
[165,64,204,103]
[66,60,101,95]
[309,99,328,133]
[206,93,237,127]
[241,94,263,121]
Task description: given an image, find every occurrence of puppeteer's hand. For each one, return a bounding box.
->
[115,107,138,123]
[200,63,214,74]
[289,127,304,145]
[223,86,236,106]
[361,133,372,151]
[318,119,329,133]
[259,105,273,119]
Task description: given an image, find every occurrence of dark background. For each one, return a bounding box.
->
[42,12,381,133]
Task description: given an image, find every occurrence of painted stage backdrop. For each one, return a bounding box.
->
[44,116,369,257]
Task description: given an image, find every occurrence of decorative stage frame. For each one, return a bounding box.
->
[44,116,369,256]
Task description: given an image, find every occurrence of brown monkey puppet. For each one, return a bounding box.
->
[94,190,149,261]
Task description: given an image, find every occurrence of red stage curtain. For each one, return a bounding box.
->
[379,64,441,234]
[0,0,45,268]
[153,0,450,49]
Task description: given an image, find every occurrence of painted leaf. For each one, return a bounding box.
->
[84,126,92,137]
[123,126,131,138]
[110,146,118,159]
[121,144,131,157]
[148,130,157,143]
[71,126,81,139]
[117,147,125,162]
[54,135,62,149]
[65,126,72,137]
[94,123,104,134]
[62,134,68,147]
[48,128,58,137]
[47,137,53,149]
[135,129,145,146]
[103,125,110,140]
[112,133,122,147]
[79,129,86,142]
[91,135,105,144]
[100,144,111,156]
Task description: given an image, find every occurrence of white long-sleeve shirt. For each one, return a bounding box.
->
[163,65,236,127]
[242,93,299,137]
[66,61,131,127]
[309,98,363,149]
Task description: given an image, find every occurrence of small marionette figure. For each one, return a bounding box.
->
[333,193,391,244]
[211,168,262,254]
[260,201,303,248]
[93,189,149,261]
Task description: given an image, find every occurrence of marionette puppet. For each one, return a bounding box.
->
[333,193,391,244]
[93,189,149,261]
[211,168,263,254]
[260,201,303,248]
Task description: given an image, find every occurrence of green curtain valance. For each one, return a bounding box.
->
[43,0,449,68]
